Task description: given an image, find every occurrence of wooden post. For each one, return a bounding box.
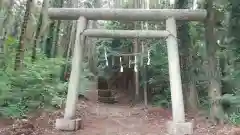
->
[55,16,88,131]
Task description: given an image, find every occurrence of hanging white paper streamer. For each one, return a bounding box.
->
[112,56,114,66]
[147,49,151,65]
[120,57,123,72]
[128,58,131,68]
[104,47,108,66]
[170,0,175,5]
[134,56,138,72]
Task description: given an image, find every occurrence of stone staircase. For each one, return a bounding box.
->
[97,76,118,104]
[98,89,116,104]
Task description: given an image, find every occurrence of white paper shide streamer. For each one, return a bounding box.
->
[128,57,131,68]
[120,57,123,72]
[134,56,138,72]
[170,0,175,5]
[147,49,151,65]
[104,47,108,66]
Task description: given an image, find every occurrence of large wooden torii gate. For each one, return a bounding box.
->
[48,8,207,134]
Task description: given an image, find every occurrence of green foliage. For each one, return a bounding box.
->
[228,112,240,125]
[152,89,171,107]
[0,36,94,118]
[0,51,67,118]
[146,40,171,107]
[212,0,240,124]
[3,26,100,118]
[78,63,95,95]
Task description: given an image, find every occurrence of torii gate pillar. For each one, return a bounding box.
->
[55,16,87,131]
[165,17,193,135]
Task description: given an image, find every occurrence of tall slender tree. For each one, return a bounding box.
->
[14,0,33,70]
[32,0,49,62]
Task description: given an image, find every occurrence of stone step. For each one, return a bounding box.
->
[98,89,112,97]
[98,96,117,104]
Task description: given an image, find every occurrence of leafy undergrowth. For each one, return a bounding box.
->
[0,52,68,118]
[0,40,94,119]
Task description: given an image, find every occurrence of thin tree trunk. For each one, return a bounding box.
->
[64,22,76,75]
[50,20,61,57]
[50,0,64,58]
[63,0,79,78]
[32,0,47,62]
[38,0,50,52]
[133,0,140,103]
[14,0,33,70]
[45,21,55,58]
[0,0,14,52]
[141,0,149,107]
[87,0,100,76]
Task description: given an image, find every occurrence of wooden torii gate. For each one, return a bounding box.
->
[48,8,207,134]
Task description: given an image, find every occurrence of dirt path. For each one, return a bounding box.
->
[0,100,237,135]
[77,103,167,135]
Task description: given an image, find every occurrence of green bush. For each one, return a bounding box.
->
[0,36,95,118]
[0,53,67,118]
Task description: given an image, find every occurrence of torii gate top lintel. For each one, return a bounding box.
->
[48,8,207,21]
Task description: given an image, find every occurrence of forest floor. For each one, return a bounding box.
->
[0,91,238,135]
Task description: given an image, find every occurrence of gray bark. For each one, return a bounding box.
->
[205,0,224,125]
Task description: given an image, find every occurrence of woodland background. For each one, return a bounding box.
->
[1,0,240,126]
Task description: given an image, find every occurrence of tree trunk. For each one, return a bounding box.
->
[60,22,72,81]
[81,0,100,77]
[50,21,60,57]
[32,0,47,62]
[37,0,49,52]
[45,22,55,58]
[0,0,14,52]
[14,0,33,70]
[133,0,140,103]
[205,0,224,125]
[141,0,149,107]
[60,0,79,81]
[176,0,199,112]
[50,0,64,58]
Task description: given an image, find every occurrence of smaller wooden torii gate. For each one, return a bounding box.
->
[48,8,207,135]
